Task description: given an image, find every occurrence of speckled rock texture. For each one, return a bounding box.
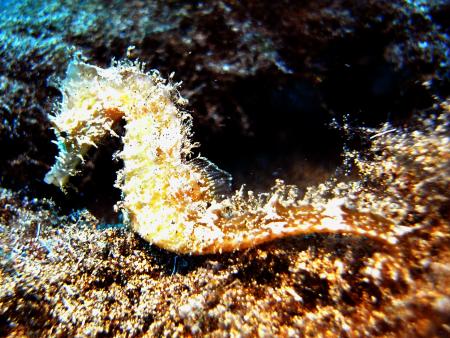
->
[0,0,449,336]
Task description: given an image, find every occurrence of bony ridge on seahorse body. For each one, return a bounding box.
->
[45,59,407,255]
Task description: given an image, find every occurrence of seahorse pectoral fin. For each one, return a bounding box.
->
[65,60,100,85]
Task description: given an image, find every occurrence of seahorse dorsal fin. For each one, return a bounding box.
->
[190,157,233,198]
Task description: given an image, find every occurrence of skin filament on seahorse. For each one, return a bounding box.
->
[45,59,406,254]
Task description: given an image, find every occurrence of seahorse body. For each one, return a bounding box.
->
[45,60,403,254]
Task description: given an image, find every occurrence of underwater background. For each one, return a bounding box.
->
[0,0,449,336]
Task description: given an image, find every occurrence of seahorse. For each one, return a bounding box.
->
[44,59,406,254]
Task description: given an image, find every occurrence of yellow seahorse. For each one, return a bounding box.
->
[45,59,406,254]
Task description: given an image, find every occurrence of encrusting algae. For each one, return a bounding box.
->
[45,59,416,254]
